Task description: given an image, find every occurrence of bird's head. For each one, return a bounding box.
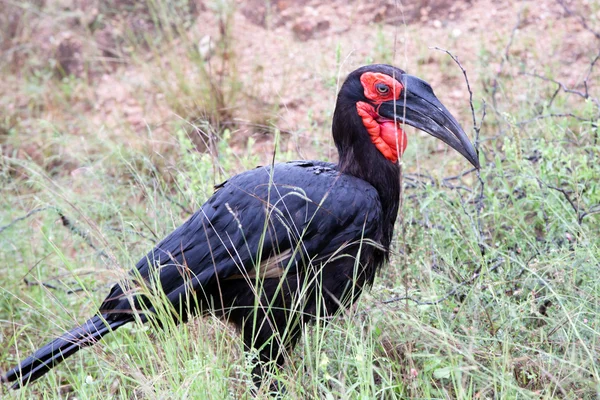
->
[333,64,480,169]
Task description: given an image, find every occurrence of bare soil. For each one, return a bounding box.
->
[1,0,598,168]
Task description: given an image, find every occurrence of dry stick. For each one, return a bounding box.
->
[431,47,487,256]
[0,206,59,234]
[382,257,505,306]
[163,192,194,215]
[556,0,600,40]
[517,113,593,126]
[129,205,160,240]
[583,50,600,100]
[23,277,87,294]
[58,212,109,259]
[490,11,522,111]
[21,252,92,295]
[546,85,563,110]
[583,207,600,223]
[384,48,495,309]
[443,167,479,183]
[519,1,600,143]
[0,206,109,258]
[544,1,600,125]
[430,47,480,138]
[105,227,155,243]
[522,72,600,109]
[545,183,600,225]
[526,10,600,227]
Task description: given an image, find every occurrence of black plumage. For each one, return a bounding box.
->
[3,64,479,390]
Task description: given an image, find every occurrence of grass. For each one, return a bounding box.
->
[1,0,600,398]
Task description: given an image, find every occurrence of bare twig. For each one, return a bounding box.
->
[106,227,155,243]
[382,258,505,306]
[542,181,600,225]
[556,0,600,40]
[442,168,479,182]
[18,253,90,294]
[23,278,87,294]
[490,12,522,110]
[548,185,579,214]
[523,72,600,109]
[581,205,600,221]
[403,173,435,188]
[517,113,593,126]
[431,47,478,132]
[441,181,473,193]
[583,50,600,97]
[522,3,600,127]
[408,218,458,234]
[0,206,59,234]
[163,193,194,215]
[0,206,109,259]
[58,213,109,259]
[431,46,487,256]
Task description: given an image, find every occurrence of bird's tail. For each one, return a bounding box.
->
[2,315,127,389]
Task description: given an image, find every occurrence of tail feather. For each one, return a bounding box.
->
[3,315,128,389]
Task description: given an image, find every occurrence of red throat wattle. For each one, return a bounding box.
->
[356,101,407,163]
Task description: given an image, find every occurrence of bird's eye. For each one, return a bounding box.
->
[375,83,390,94]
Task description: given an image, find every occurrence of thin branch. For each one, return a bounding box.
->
[0,206,59,234]
[544,182,600,225]
[163,193,194,215]
[583,49,600,98]
[431,47,478,132]
[431,46,487,256]
[547,185,579,214]
[581,206,600,221]
[556,0,600,40]
[490,12,522,110]
[523,72,600,109]
[382,258,505,306]
[19,253,88,294]
[0,206,109,258]
[442,168,478,182]
[58,212,109,259]
[517,113,594,126]
[441,181,473,193]
[105,227,155,243]
[23,278,87,294]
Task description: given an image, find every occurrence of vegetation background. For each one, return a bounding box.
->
[1,0,599,398]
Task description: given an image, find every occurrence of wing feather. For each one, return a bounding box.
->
[99,161,383,318]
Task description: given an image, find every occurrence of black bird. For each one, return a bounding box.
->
[2,64,479,390]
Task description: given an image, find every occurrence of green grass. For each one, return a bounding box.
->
[1,0,600,398]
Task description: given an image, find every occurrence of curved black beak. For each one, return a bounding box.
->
[378,74,480,168]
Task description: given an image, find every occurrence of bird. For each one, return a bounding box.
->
[2,64,479,391]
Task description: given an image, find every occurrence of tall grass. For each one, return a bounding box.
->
[1,0,599,399]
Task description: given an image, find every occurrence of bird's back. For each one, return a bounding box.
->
[100,160,387,323]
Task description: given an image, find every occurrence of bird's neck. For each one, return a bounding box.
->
[333,106,401,249]
[341,151,400,248]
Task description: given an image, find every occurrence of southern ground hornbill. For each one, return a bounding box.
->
[2,64,479,390]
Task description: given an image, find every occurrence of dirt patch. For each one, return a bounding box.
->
[2,0,599,172]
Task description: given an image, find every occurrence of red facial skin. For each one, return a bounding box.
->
[357,72,407,163]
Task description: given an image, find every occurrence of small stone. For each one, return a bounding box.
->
[55,32,84,77]
[198,35,214,60]
[292,18,330,41]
